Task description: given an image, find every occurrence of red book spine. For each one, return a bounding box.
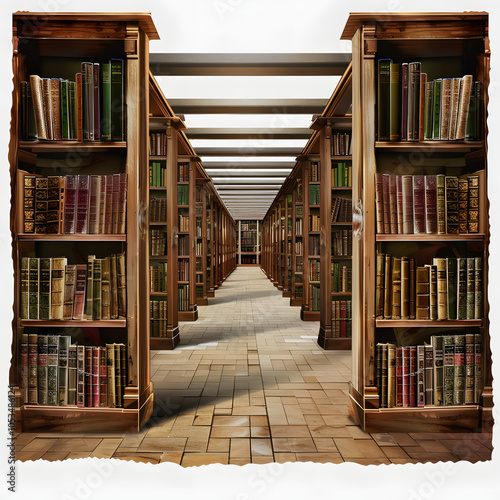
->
[396,175,403,234]
[72,264,87,320]
[409,346,417,407]
[111,174,120,234]
[118,173,127,234]
[92,346,100,408]
[402,346,410,407]
[396,347,403,407]
[99,346,108,407]
[62,175,77,234]
[88,175,100,234]
[85,346,92,407]
[402,175,414,234]
[412,175,426,234]
[389,174,398,234]
[99,175,106,234]
[105,174,113,233]
[76,73,83,142]
[425,175,437,234]
[75,174,89,234]
[382,174,390,234]
[76,345,85,407]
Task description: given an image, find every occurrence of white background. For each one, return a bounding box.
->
[0,1,498,499]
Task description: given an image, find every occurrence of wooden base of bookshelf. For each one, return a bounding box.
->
[207,290,215,297]
[179,309,198,321]
[317,329,352,350]
[290,297,302,306]
[150,327,180,350]
[277,285,284,291]
[282,290,291,298]
[300,309,320,321]
[197,297,209,306]
[237,264,261,267]
[349,383,483,433]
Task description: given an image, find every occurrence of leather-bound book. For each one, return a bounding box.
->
[412,175,425,234]
[415,266,430,320]
[72,264,87,320]
[391,257,401,319]
[424,175,437,234]
[445,176,459,234]
[401,175,414,234]
[374,172,385,234]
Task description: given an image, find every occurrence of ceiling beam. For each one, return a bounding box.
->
[168,98,327,114]
[215,190,279,195]
[202,161,295,169]
[150,53,351,76]
[212,178,286,185]
[215,184,281,189]
[185,128,312,140]
[205,169,291,177]
[196,147,302,157]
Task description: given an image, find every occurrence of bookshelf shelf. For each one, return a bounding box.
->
[149,187,167,191]
[344,12,491,433]
[19,141,127,152]
[331,187,352,191]
[331,292,352,297]
[149,222,167,226]
[331,155,352,160]
[376,234,485,242]
[149,155,167,160]
[331,222,352,226]
[375,141,484,152]
[21,320,127,327]
[149,255,168,260]
[149,292,168,297]
[18,234,127,241]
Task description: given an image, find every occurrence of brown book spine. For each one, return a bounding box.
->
[47,175,60,234]
[117,252,126,319]
[374,176,384,232]
[72,264,87,320]
[396,347,403,407]
[396,175,403,234]
[409,346,417,406]
[63,264,76,320]
[426,264,438,320]
[415,266,430,320]
[105,174,113,233]
[387,344,396,408]
[388,174,398,234]
[391,257,401,319]
[75,73,83,142]
[402,346,410,407]
[76,345,85,407]
[118,173,127,234]
[75,174,90,234]
[50,257,66,320]
[401,175,414,234]
[29,75,47,140]
[99,175,107,234]
[383,254,392,319]
[58,177,65,234]
[63,175,77,234]
[381,344,388,408]
[436,174,446,234]
[425,345,434,405]
[88,175,101,234]
[440,78,452,140]
[382,174,390,234]
[42,78,53,140]
[424,175,437,234]
[457,178,468,233]
[417,345,425,407]
[400,256,409,319]
[23,173,36,233]
[412,175,425,234]
[467,175,479,233]
[92,347,100,407]
[433,257,448,320]
[35,177,48,234]
[110,253,118,319]
[101,257,111,320]
[445,176,459,234]
[465,333,475,404]
[106,344,115,408]
[448,78,461,140]
[375,253,385,318]
[455,75,473,140]
[50,78,62,141]
[114,344,122,407]
[99,346,108,407]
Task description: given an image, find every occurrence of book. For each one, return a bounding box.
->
[92,258,102,320]
[443,335,455,406]
[407,62,420,141]
[63,264,76,320]
[417,345,425,407]
[440,78,452,140]
[424,344,434,405]
[434,258,447,320]
[110,59,124,141]
[467,174,479,233]
[445,176,459,234]
[446,258,457,320]
[391,257,401,320]
[466,258,475,320]
[401,175,413,234]
[453,334,466,405]
[412,175,425,234]
[432,78,442,140]
[68,345,77,406]
[423,80,434,140]
[387,344,396,408]
[474,257,482,319]
[465,333,475,405]
[457,258,468,320]
[424,175,437,234]
[28,257,39,320]
[401,63,408,140]
[431,335,444,406]
[436,174,446,234]
[402,346,410,407]
[415,266,429,320]
[374,172,385,234]
[35,177,48,234]
[100,62,112,141]
[455,75,473,140]
[474,333,483,404]
[458,178,468,234]
[93,63,100,141]
[400,257,410,319]
[20,334,29,403]
[425,264,437,321]
[75,174,90,234]
[377,59,391,141]
[396,347,403,407]
[28,333,38,404]
[47,335,59,406]
[448,78,461,140]
[38,257,52,320]
[73,264,87,320]
[77,345,85,407]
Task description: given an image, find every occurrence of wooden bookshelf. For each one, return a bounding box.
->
[237,220,261,265]
[343,12,492,432]
[10,13,158,432]
[290,181,304,306]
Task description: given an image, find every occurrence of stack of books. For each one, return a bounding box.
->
[150,300,168,337]
[332,300,352,338]
[150,263,167,293]
[331,133,352,156]
[149,132,167,156]
[149,197,167,223]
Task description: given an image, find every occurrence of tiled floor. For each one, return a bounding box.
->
[15,267,492,465]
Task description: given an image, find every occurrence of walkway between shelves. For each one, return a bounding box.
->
[15,267,492,465]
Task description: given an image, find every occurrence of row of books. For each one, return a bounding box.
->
[375,172,481,235]
[309,258,320,282]
[309,214,320,232]
[21,172,127,235]
[309,284,320,312]
[21,253,126,321]
[309,184,320,206]
[331,162,352,188]
[295,218,303,235]
[295,205,304,218]
[150,197,167,223]
[179,215,190,232]
[178,185,189,205]
[309,235,320,256]
[376,333,483,408]
[295,240,303,256]
[21,333,127,407]
[177,233,188,255]
[23,60,124,142]
[331,133,352,156]
[150,263,168,293]
[149,132,167,156]
[331,263,352,293]
[196,219,203,238]
[178,260,190,282]
[376,254,482,321]
[196,241,203,256]
[196,285,205,296]
[178,284,190,311]
[150,161,167,187]
[295,257,303,274]
[178,162,190,182]
[377,60,479,142]
[332,229,352,257]
[150,300,168,337]
[331,300,352,338]
[309,162,320,182]
[331,197,352,223]
[150,229,167,256]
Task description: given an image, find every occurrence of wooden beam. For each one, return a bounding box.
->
[196,147,303,157]
[185,128,312,139]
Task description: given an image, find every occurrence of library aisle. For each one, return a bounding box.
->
[14,268,492,466]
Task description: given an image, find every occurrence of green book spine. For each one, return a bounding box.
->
[443,335,455,406]
[38,257,52,320]
[68,81,77,140]
[101,62,112,141]
[110,58,124,141]
[47,335,59,406]
[377,59,391,141]
[152,162,157,187]
[28,257,39,320]
[457,258,467,320]
[61,80,69,140]
[446,258,457,320]
[432,79,442,140]
[389,62,400,141]
[21,257,30,319]
[431,335,444,406]
[453,334,465,405]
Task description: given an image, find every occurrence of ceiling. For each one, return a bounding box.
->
[150,53,350,220]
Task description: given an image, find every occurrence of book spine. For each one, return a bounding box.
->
[440,78,452,140]
[419,73,427,141]
[114,344,122,408]
[412,175,425,234]
[20,257,29,319]
[466,257,475,319]
[88,175,101,234]
[38,257,52,320]
[112,174,120,234]
[375,253,385,319]
[382,174,390,234]
[424,175,437,234]
[377,59,391,141]
[75,73,83,142]
[391,257,401,319]
[72,264,87,320]
[67,345,77,406]
[23,174,35,234]
[118,173,127,234]
[110,59,124,141]
[47,336,59,405]
[85,347,92,407]
[436,174,446,234]
[445,176,459,234]
[28,258,39,320]
[388,174,397,234]
[75,174,90,234]
[400,257,409,319]
[474,257,482,319]
[443,335,455,406]
[76,345,85,407]
[63,175,77,234]
[29,75,47,140]
[424,344,434,406]
[46,176,60,234]
[426,264,437,321]
[92,347,100,407]
[457,258,467,320]
[409,346,416,407]
[402,346,410,407]
[432,335,444,406]
[433,257,447,320]
[396,347,403,407]
[407,62,420,141]
[92,259,102,320]
[400,63,408,140]
[58,336,70,406]
[424,81,434,140]
[35,177,48,234]
[117,252,127,319]
[50,78,62,140]
[101,257,111,320]
[93,63,100,141]
[106,344,115,408]
[467,175,479,233]
[99,346,108,407]
[101,62,111,141]
[63,264,76,320]
[401,175,414,234]
[432,79,442,140]
[455,75,473,140]
[446,258,457,320]
[465,333,475,405]
[37,335,48,405]
[387,344,396,408]
[20,334,29,403]
[474,333,483,404]
[383,254,392,319]
[453,335,465,405]
[60,79,69,140]
[417,345,425,407]
[415,266,429,320]
[448,78,461,140]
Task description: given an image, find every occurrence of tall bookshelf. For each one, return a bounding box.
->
[290,179,304,306]
[343,13,492,431]
[237,220,261,265]
[10,13,159,431]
